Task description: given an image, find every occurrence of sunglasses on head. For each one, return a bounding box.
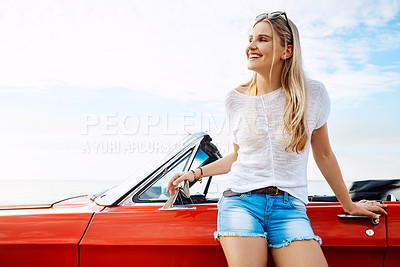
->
[255,11,293,39]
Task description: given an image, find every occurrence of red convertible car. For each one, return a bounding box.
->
[0,132,399,266]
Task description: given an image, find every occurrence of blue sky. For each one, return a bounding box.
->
[0,0,399,182]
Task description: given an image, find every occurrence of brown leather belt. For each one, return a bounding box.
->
[223,186,290,197]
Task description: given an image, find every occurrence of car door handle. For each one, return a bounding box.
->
[337,214,380,225]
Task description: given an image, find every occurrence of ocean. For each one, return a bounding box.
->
[0,179,344,205]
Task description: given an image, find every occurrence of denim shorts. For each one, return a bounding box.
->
[213,191,322,248]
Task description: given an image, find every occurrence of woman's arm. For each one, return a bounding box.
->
[166,143,239,195]
[311,123,387,219]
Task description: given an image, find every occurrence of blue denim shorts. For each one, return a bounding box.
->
[214,191,322,248]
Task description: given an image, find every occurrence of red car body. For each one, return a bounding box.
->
[0,133,399,266]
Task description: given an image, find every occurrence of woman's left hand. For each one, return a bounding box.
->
[345,200,387,219]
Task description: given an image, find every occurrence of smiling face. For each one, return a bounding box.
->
[246,21,286,76]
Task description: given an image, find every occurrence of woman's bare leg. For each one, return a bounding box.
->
[270,239,328,267]
[220,236,268,267]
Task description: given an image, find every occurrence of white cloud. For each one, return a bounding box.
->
[289,0,400,35]
[311,65,400,102]
[0,0,398,103]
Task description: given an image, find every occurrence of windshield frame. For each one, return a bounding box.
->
[93,132,208,206]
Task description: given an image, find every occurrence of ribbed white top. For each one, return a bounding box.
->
[224,80,331,204]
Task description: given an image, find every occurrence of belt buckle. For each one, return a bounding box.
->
[269,186,279,195]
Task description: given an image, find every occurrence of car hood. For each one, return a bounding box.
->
[0,195,91,211]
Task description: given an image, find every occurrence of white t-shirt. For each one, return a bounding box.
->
[224,79,331,204]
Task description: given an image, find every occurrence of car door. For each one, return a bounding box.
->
[79,144,227,267]
[306,202,387,267]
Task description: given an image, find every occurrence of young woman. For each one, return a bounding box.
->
[167,11,387,267]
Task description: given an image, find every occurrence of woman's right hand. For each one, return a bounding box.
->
[166,171,195,196]
[345,199,387,219]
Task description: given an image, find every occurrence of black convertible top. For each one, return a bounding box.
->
[309,179,400,202]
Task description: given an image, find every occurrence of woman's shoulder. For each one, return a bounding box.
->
[224,88,245,114]
[225,88,242,103]
[307,79,326,93]
[307,79,329,100]
[306,79,331,116]
[307,80,331,127]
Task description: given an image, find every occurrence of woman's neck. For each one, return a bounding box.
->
[256,74,282,95]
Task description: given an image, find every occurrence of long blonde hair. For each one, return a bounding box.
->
[238,15,308,153]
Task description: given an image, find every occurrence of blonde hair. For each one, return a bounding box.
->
[238,15,308,153]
